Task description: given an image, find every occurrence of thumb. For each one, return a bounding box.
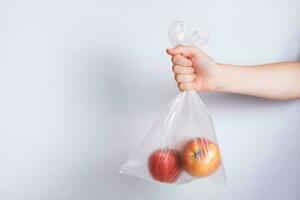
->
[166,45,208,59]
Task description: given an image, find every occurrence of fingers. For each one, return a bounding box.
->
[171,54,192,67]
[171,57,195,91]
[166,45,204,92]
[172,65,194,74]
[167,45,196,57]
[178,82,195,91]
[175,74,196,83]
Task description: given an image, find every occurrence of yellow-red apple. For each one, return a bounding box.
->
[182,137,221,177]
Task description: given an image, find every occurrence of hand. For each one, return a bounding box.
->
[166,45,220,92]
[168,45,300,99]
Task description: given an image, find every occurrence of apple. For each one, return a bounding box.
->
[182,137,221,177]
[148,148,182,183]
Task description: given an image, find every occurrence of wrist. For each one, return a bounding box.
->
[207,63,227,92]
[211,63,248,93]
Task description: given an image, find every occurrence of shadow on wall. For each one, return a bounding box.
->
[200,92,290,110]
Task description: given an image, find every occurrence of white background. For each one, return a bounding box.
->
[0,0,300,199]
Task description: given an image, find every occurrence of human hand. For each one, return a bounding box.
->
[166,45,220,92]
[168,45,300,99]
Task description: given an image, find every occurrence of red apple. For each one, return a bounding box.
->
[182,137,221,177]
[148,148,182,183]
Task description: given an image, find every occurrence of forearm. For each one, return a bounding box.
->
[213,62,300,100]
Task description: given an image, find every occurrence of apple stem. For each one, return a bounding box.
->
[194,151,201,159]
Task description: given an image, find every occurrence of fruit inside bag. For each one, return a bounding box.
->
[119,21,227,186]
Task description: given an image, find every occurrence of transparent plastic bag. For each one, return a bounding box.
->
[120,21,226,186]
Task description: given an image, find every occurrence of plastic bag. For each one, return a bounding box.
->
[120,21,226,186]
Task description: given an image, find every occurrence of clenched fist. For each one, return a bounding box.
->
[166,45,220,92]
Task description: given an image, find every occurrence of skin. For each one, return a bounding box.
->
[166,46,300,100]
